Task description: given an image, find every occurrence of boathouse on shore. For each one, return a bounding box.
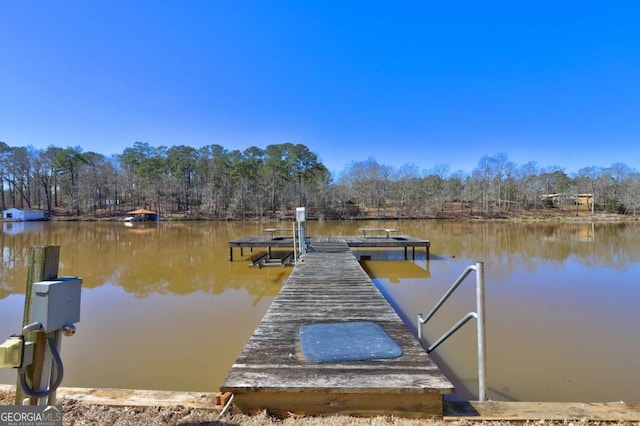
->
[2,208,46,221]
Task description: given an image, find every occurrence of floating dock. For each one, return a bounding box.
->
[221,236,453,418]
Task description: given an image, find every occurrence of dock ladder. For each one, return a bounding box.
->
[417,261,487,401]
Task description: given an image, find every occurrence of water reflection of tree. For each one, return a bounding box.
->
[2,221,640,301]
[414,221,640,274]
[0,230,49,299]
[80,222,285,298]
[1,222,287,300]
[394,221,608,274]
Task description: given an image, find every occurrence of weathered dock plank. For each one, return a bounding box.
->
[220,238,453,418]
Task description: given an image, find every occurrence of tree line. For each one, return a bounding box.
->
[1,141,639,219]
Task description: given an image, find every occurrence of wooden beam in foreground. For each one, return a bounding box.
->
[233,391,442,419]
[444,400,640,422]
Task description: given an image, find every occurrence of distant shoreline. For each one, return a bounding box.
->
[43,213,640,222]
[3,208,640,223]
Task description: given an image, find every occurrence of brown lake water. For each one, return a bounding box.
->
[1,220,639,402]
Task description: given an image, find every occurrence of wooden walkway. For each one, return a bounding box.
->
[220,237,453,418]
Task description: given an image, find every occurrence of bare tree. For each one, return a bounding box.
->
[340,158,392,217]
[34,146,63,214]
[0,141,11,211]
[575,166,602,214]
[391,163,421,218]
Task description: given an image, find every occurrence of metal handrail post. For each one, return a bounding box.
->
[475,261,487,401]
[416,261,488,402]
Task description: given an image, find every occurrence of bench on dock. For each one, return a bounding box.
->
[262,228,292,238]
[359,228,399,238]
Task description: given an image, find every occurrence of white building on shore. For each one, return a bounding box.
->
[2,208,46,221]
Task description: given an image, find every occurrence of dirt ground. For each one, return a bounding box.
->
[2,388,630,426]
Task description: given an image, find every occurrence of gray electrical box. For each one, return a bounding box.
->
[31,277,82,332]
[296,207,306,222]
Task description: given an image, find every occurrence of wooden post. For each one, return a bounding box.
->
[15,245,60,405]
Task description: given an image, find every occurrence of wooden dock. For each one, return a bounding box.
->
[220,236,453,418]
[228,234,430,262]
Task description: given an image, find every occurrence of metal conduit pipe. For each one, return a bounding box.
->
[18,333,64,398]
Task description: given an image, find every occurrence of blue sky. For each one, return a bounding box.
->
[1,1,639,176]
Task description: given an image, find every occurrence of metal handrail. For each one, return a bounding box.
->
[417,261,487,401]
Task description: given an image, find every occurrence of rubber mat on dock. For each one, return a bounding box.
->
[299,321,403,363]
